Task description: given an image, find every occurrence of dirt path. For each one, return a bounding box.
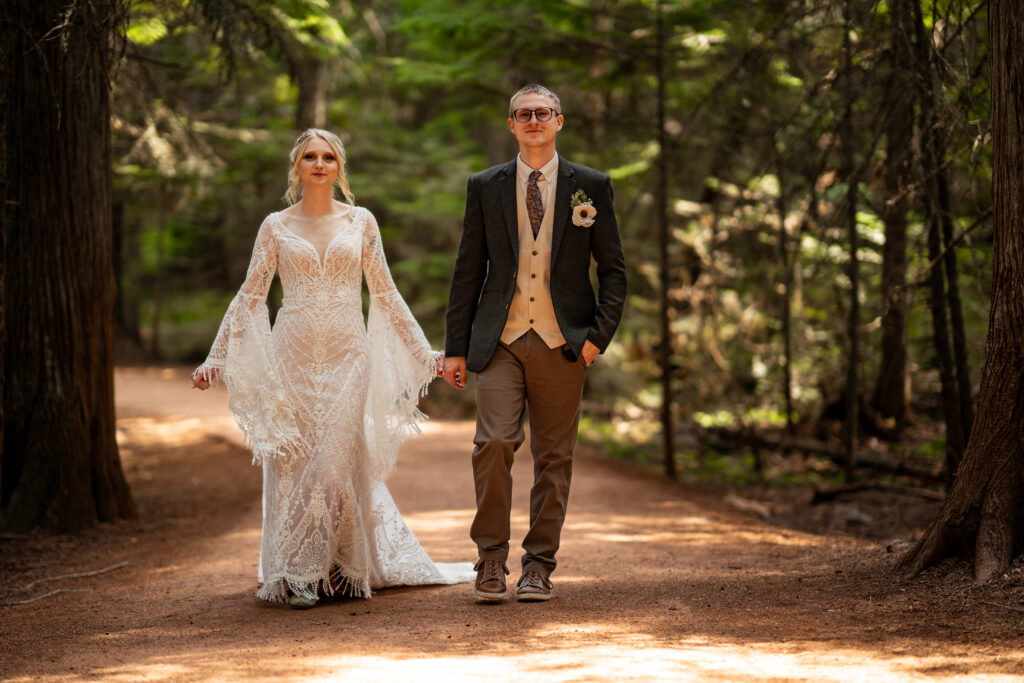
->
[2,367,1023,682]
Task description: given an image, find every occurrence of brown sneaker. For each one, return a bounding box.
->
[474,559,510,602]
[516,571,553,602]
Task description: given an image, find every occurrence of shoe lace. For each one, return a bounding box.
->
[519,571,551,590]
[476,560,508,581]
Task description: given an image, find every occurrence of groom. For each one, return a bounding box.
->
[443,85,626,602]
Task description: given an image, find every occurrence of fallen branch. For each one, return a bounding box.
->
[812,482,946,504]
[700,427,945,483]
[22,561,130,593]
[1,589,92,607]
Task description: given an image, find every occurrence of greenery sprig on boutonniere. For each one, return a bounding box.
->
[570,189,596,227]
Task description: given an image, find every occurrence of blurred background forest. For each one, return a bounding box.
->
[113,0,989,494]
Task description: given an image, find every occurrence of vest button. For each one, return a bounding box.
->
[532,250,538,256]
[531,273,536,279]
[529,319,534,324]
[530,297,535,302]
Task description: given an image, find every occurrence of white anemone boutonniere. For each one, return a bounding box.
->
[570,188,596,227]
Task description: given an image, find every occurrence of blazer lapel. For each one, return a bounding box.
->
[495,160,519,254]
[549,155,575,267]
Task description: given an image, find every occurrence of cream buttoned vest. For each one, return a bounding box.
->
[500,165,565,349]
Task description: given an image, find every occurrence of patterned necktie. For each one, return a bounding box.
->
[526,170,544,240]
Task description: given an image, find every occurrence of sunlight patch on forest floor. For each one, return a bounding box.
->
[50,638,1024,683]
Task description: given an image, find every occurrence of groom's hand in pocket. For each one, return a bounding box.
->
[444,356,468,389]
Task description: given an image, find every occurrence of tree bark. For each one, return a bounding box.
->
[1,0,135,531]
[776,171,795,436]
[913,0,966,477]
[113,200,141,346]
[841,0,859,476]
[936,164,974,440]
[897,0,1024,583]
[150,203,165,358]
[871,0,914,428]
[655,4,675,479]
[294,53,326,131]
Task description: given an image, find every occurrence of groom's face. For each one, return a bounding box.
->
[508,93,563,151]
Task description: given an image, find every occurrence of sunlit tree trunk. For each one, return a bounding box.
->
[1,0,135,531]
[898,0,1024,584]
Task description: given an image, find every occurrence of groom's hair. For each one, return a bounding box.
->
[508,85,562,117]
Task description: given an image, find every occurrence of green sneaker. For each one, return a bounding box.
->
[288,586,318,610]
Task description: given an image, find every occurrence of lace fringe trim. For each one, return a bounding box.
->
[257,567,372,604]
[364,295,440,481]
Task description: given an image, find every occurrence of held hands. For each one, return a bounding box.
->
[443,356,468,389]
[441,342,599,389]
[191,366,218,391]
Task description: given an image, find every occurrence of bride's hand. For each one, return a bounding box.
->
[191,366,217,390]
[435,353,445,377]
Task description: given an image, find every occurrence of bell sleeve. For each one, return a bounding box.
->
[360,208,440,480]
[196,214,302,464]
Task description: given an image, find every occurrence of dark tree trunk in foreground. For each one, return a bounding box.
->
[898,0,1024,583]
[871,0,914,429]
[1,0,135,531]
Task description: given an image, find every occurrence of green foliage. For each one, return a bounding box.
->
[112,0,991,481]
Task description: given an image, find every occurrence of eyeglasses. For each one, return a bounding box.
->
[512,107,560,123]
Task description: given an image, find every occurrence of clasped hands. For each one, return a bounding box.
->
[193,341,599,392]
[191,366,217,391]
[438,340,599,390]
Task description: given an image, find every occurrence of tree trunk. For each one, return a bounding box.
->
[150,205,165,358]
[113,200,141,346]
[0,5,8,495]
[841,1,859,476]
[655,4,675,479]
[914,1,966,477]
[936,164,974,439]
[294,53,326,131]
[871,0,914,428]
[897,0,1024,584]
[1,0,135,531]
[776,171,795,436]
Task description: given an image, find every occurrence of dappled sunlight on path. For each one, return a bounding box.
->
[1,367,1021,682]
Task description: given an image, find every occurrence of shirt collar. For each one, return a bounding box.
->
[516,153,559,183]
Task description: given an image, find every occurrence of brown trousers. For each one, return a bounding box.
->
[470,329,588,577]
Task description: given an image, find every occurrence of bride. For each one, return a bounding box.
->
[192,128,472,608]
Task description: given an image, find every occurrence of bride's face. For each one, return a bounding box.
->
[297,137,340,189]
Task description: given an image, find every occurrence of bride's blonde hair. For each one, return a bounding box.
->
[284,128,356,206]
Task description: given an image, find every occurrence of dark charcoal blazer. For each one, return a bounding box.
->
[445,155,627,373]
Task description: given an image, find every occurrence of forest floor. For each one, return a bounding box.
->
[2,366,1024,682]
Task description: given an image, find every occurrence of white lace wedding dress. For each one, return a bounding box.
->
[198,206,473,602]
